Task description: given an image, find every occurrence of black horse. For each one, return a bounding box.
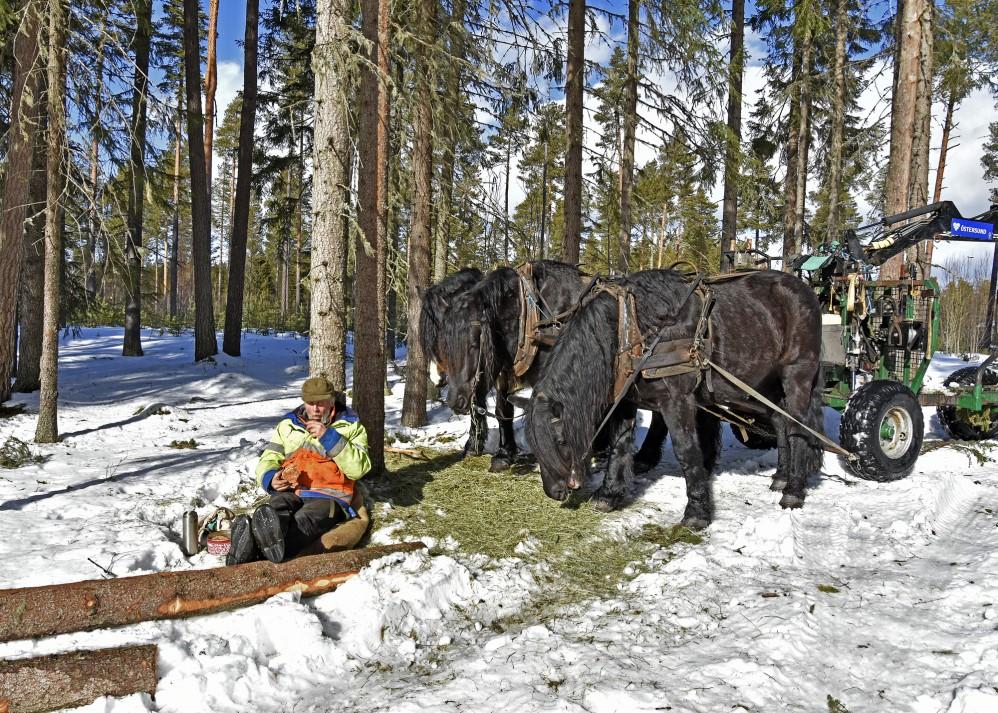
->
[525,268,824,528]
[439,260,668,473]
[419,267,486,456]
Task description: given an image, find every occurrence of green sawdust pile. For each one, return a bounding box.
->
[372,451,702,607]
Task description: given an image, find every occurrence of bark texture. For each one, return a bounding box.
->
[309,0,352,389]
[882,0,934,279]
[0,0,43,405]
[561,0,585,266]
[0,645,157,713]
[719,0,744,271]
[354,0,390,472]
[0,542,424,642]
[617,0,640,273]
[183,0,219,361]
[825,0,849,239]
[14,110,48,394]
[34,0,68,444]
[122,0,152,357]
[401,0,435,427]
[222,0,260,357]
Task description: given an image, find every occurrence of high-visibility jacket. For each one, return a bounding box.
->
[256,406,371,517]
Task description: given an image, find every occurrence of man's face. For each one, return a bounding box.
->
[303,398,335,423]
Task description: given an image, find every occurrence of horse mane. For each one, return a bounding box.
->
[439,266,518,382]
[528,269,691,460]
[419,267,483,361]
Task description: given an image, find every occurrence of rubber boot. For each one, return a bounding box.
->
[226,514,260,566]
[251,504,286,563]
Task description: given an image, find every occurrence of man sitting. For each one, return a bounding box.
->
[227,376,372,564]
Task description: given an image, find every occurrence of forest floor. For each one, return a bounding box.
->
[0,328,996,713]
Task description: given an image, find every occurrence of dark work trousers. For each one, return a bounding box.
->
[267,491,347,559]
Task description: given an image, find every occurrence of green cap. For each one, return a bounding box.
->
[301,376,335,403]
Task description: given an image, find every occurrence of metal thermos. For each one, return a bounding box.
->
[182,510,199,556]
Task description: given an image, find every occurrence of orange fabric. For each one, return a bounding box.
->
[281,449,355,500]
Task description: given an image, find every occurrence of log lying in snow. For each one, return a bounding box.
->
[0,541,424,643]
[0,644,157,713]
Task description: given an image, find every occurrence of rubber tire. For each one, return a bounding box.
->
[840,380,923,482]
[936,367,998,441]
[729,421,778,450]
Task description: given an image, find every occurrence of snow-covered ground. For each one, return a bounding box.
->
[1,329,996,713]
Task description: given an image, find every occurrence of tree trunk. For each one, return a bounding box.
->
[85,13,107,302]
[0,645,157,713]
[719,0,744,272]
[825,0,849,240]
[0,543,423,642]
[170,100,182,318]
[204,0,219,188]
[792,28,813,254]
[354,0,390,473]
[504,139,511,263]
[401,0,435,427]
[183,0,218,361]
[561,0,585,266]
[910,0,934,278]
[781,90,800,267]
[14,105,48,394]
[222,0,259,357]
[123,0,152,358]
[34,0,67,443]
[618,0,640,273]
[882,0,934,279]
[539,142,548,258]
[933,89,956,203]
[309,0,351,387]
[0,0,43,405]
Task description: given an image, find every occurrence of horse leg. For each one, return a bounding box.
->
[489,386,518,472]
[634,411,668,473]
[696,410,721,473]
[662,403,714,529]
[770,415,790,492]
[593,412,635,511]
[463,408,487,458]
[776,364,823,509]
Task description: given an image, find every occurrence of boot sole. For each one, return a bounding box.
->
[225,515,259,566]
[252,505,285,563]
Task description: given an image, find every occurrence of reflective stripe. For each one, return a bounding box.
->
[264,441,285,454]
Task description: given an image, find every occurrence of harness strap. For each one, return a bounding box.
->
[704,359,857,460]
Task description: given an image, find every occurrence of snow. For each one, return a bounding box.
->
[2,329,997,712]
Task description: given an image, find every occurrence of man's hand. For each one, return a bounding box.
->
[305,420,328,440]
[271,472,293,491]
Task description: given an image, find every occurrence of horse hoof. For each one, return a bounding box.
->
[488,457,512,472]
[770,478,787,492]
[634,459,656,475]
[779,493,805,509]
[463,440,486,458]
[680,515,710,531]
[593,494,623,512]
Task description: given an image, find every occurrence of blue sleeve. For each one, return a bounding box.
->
[261,469,279,492]
[319,427,342,455]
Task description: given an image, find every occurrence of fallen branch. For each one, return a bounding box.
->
[0,644,156,713]
[0,542,425,643]
[385,446,427,458]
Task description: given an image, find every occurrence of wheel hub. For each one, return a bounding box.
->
[880,406,913,459]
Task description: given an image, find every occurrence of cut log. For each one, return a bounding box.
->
[0,541,424,643]
[0,644,156,713]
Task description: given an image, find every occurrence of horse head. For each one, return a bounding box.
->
[438,291,494,415]
[527,390,590,501]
